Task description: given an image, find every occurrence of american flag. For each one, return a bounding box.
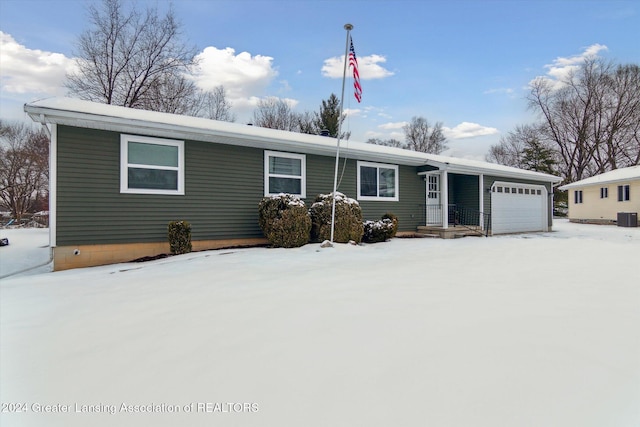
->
[348,36,362,103]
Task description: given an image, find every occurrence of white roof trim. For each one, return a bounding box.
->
[25,97,561,183]
[559,165,640,190]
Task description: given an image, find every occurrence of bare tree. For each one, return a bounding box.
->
[366,138,404,148]
[66,0,198,113]
[252,97,298,131]
[403,116,447,154]
[0,121,49,220]
[528,58,640,182]
[295,111,317,135]
[486,124,551,168]
[200,86,236,122]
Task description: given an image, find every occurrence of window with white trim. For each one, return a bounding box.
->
[264,151,306,197]
[574,190,583,204]
[120,134,184,195]
[357,161,399,201]
[618,184,630,202]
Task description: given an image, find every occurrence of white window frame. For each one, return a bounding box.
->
[574,190,583,204]
[120,134,185,195]
[357,161,399,202]
[264,151,306,198]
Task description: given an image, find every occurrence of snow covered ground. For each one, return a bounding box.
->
[0,227,51,278]
[1,220,639,426]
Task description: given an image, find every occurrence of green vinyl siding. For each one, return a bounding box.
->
[305,156,424,231]
[450,174,480,210]
[56,126,427,246]
[56,125,263,246]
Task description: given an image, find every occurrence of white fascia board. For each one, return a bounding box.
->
[418,159,561,184]
[559,176,640,190]
[24,101,429,167]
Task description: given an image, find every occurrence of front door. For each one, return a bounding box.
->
[426,174,441,225]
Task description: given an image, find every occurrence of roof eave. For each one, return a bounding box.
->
[24,103,429,167]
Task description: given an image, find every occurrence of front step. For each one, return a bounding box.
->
[416,225,485,239]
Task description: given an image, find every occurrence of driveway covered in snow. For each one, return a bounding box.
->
[1,220,639,426]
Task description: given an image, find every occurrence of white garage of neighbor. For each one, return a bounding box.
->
[491,181,549,234]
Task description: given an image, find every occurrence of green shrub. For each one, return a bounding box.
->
[363,218,396,243]
[258,194,311,248]
[168,220,192,255]
[309,192,364,243]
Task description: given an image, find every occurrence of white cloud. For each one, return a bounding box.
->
[530,43,608,89]
[321,54,394,80]
[0,31,74,96]
[483,87,514,95]
[443,122,499,140]
[192,46,278,98]
[191,46,282,122]
[378,121,408,130]
[343,108,362,117]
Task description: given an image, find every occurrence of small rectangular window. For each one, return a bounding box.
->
[357,161,399,201]
[264,151,306,197]
[121,135,184,195]
[574,190,583,204]
[600,187,608,199]
[618,184,630,202]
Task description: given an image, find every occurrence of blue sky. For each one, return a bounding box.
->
[1,0,638,159]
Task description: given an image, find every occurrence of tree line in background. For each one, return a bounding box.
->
[0,122,49,220]
[487,58,640,183]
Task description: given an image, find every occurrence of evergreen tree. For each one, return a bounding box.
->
[522,139,557,175]
[314,94,343,137]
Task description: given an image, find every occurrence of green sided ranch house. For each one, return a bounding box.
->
[25,98,562,270]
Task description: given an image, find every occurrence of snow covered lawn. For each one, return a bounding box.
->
[1,220,639,426]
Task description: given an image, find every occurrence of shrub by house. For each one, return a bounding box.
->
[258,194,311,248]
[309,192,364,243]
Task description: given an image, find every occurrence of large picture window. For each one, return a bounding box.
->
[121,135,184,195]
[357,161,399,201]
[264,151,306,197]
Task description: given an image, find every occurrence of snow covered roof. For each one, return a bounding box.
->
[559,165,640,190]
[25,97,561,183]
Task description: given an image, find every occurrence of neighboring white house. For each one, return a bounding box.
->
[559,166,640,226]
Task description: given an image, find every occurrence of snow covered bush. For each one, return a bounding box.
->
[168,220,192,255]
[258,194,311,248]
[309,192,364,244]
[382,212,399,237]
[363,218,396,243]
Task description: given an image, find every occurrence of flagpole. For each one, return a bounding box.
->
[329,23,353,244]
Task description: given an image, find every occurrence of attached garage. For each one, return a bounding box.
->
[491,181,549,234]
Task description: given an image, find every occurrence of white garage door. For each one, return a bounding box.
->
[491,181,548,234]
